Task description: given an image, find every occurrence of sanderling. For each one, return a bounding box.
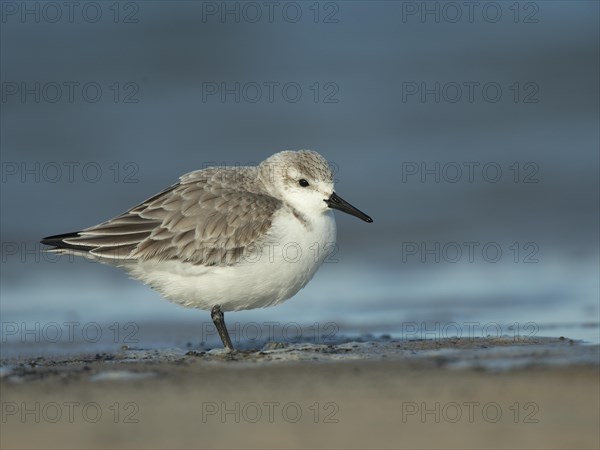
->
[41,150,372,350]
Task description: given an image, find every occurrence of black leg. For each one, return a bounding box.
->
[211,304,234,350]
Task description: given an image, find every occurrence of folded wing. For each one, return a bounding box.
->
[41,168,282,266]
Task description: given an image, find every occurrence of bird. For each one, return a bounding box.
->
[41,150,373,350]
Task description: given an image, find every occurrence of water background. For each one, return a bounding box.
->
[1,1,598,354]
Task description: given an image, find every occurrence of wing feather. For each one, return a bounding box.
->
[41,168,282,266]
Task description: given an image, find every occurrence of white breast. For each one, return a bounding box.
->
[127,209,337,311]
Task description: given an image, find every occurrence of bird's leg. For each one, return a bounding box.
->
[211,304,234,351]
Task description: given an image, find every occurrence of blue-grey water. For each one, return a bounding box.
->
[1,1,598,354]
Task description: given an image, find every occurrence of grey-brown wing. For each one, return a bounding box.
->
[48,169,282,266]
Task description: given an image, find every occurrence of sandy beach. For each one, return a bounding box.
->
[1,336,598,449]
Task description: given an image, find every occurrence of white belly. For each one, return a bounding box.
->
[126,210,337,311]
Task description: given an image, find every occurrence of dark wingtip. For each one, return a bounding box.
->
[40,232,88,251]
[41,232,76,245]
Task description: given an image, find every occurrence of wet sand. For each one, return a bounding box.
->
[1,337,599,449]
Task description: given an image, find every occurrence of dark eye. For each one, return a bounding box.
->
[298,179,310,187]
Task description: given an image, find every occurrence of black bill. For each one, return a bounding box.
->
[325,192,373,223]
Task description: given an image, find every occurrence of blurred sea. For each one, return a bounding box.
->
[1,1,598,353]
